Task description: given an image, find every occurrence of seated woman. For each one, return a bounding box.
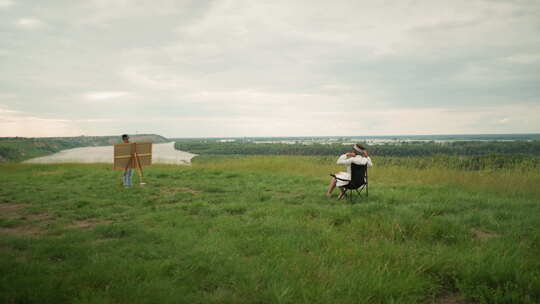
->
[327,144,373,199]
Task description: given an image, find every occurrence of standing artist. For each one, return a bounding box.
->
[121,134,133,187]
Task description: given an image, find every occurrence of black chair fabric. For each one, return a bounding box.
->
[331,163,368,201]
[344,163,367,190]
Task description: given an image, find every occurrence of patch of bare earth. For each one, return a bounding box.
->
[21,213,50,221]
[471,228,500,241]
[69,219,113,229]
[436,292,467,304]
[0,225,45,236]
[0,203,51,236]
[0,203,27,215]
[161,187,201,196]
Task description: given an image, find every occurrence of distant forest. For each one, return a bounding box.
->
[170,133,540,142]
[175,141,540,170]
[175,141,540,157]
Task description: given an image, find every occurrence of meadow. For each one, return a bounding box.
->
[1,156,539,303]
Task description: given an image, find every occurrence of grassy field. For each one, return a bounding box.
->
[1,156,539,303]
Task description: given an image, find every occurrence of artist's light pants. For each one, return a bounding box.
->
[123,169,133,187]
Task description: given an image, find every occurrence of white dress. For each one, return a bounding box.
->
[334,154,373,187]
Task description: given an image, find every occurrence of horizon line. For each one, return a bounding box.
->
[2,132,540,139]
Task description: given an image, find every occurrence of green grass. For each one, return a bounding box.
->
[1,156,539,303]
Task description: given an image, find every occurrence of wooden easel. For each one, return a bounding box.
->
[125,145,144,185]
[114,142,152,186]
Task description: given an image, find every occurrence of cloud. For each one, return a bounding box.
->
[505,54,540,64]
[0,0,13,9]
[15,18,45,30]
[83,91,133,101]
[77,0,208,27]
[0,107,18,114]
[0,93,17,100]
[121,65,191,90]
[0,106,83,137]
[1,0,539,137]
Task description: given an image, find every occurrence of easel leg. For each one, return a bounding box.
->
[134,152,145,185]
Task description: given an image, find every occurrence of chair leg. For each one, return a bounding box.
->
[338,188,346,200]
[354,186,367,201]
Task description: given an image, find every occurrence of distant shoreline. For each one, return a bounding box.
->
[168,133,540,141]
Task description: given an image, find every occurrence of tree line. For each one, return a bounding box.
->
[175,141,540,157]
[175,141,540,170]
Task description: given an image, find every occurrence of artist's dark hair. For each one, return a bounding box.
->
[121,134,129,140]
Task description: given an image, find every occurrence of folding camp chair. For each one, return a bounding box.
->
[331,163,368,202]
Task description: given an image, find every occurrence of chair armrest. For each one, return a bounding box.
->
[330,174,350,182]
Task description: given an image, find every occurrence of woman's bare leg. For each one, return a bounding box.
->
[326,177,337,197]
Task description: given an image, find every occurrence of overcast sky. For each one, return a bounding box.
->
[1,0,539,137]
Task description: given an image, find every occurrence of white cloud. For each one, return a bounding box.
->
[505,54,540,64]
[352,104,540,136]
[0,93,17,100]
[0,0,13,9]
[16,18,45,30]
[0,117,82,137]
[83,91,132,101]
[77,0,196,27]
[0,108,18,114]
[120,65,191,90]
[0,107,83,137]
[1,1,539,137]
